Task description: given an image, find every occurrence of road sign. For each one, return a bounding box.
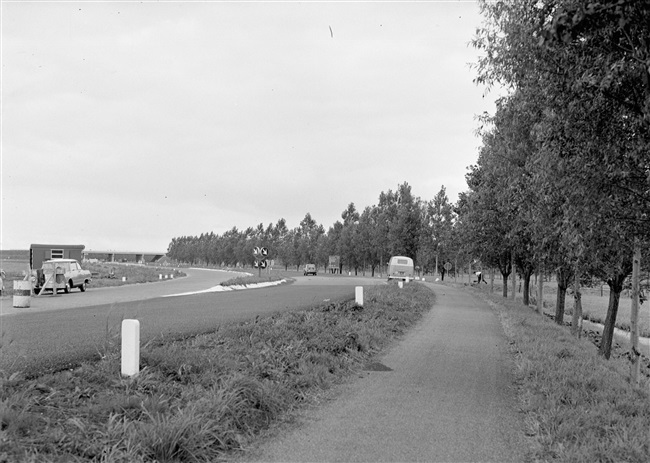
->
[254,247,269,275]
[444,262,452,271]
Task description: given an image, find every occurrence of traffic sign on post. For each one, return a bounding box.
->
[253,247,270,276]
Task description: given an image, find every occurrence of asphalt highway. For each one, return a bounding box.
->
[0,269,381,375]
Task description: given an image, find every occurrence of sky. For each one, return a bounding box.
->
[1,0,500,253]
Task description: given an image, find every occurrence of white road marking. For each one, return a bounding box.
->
[162,279,287,297]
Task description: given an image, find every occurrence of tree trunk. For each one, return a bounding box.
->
[510,253,516,300]
[555,266,573,325]
[490,267,494,294]
[555,286,566,325]
[600,284,621,359]
[536,266,543,313]
[498,253,511,298]
[571,268,582,338]
[522,266,533,306]
[435,253,439,280]
[630,241,641,383]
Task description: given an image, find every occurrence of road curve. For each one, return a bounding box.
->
[239,282,527,463]
[0,271,384,375]
[0,267,241,316]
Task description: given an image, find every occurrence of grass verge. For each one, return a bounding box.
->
[0,282,433,462]
[0,261,185,297]
[484,280,650,337]
[83,263,186,288]
[464,284,650,463]
[219,275,285,287]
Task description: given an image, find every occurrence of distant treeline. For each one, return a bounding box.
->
[167,182,461,276]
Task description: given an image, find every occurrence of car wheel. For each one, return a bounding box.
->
[80,282,86,292]
[64,281,71,294]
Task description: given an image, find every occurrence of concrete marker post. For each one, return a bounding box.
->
[121,319,140,377]
[398,281,403,289]
[355,286,363,306]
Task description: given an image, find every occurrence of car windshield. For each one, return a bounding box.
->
[43,262,69,271]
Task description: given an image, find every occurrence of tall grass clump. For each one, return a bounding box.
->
[0,282,434,462]
[466,285,650,463]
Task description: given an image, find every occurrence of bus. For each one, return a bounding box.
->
[387,256,415,282]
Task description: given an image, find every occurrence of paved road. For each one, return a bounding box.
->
[0,269,384,375]
[0,267,239,316]
[240,282,527,463]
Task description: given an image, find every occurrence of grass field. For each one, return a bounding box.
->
[0,258,185,297]
[473,274,650,337]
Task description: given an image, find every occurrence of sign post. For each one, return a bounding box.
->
[444,262,452,281]
[253,247,269,278]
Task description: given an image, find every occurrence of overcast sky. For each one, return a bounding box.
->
[1,0,499,253]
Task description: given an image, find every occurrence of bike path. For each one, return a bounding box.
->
[241,282,528,462]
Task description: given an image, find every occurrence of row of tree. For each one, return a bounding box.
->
[167,182,459,277]
[167,1,649,368]
[459,0,649,365]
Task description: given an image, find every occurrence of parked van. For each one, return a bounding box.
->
[387,256,414,281]
[303,264,317,276]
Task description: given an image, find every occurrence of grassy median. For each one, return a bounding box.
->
[0,282,434,462]
[464,284,650,463]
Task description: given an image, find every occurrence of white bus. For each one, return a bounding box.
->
[387,256,415,281]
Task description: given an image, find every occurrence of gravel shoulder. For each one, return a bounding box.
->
[239,282,528,463]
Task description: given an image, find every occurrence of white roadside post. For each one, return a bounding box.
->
[398,281,404,289]
[121,319,140,377]
[355,286,363,306]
